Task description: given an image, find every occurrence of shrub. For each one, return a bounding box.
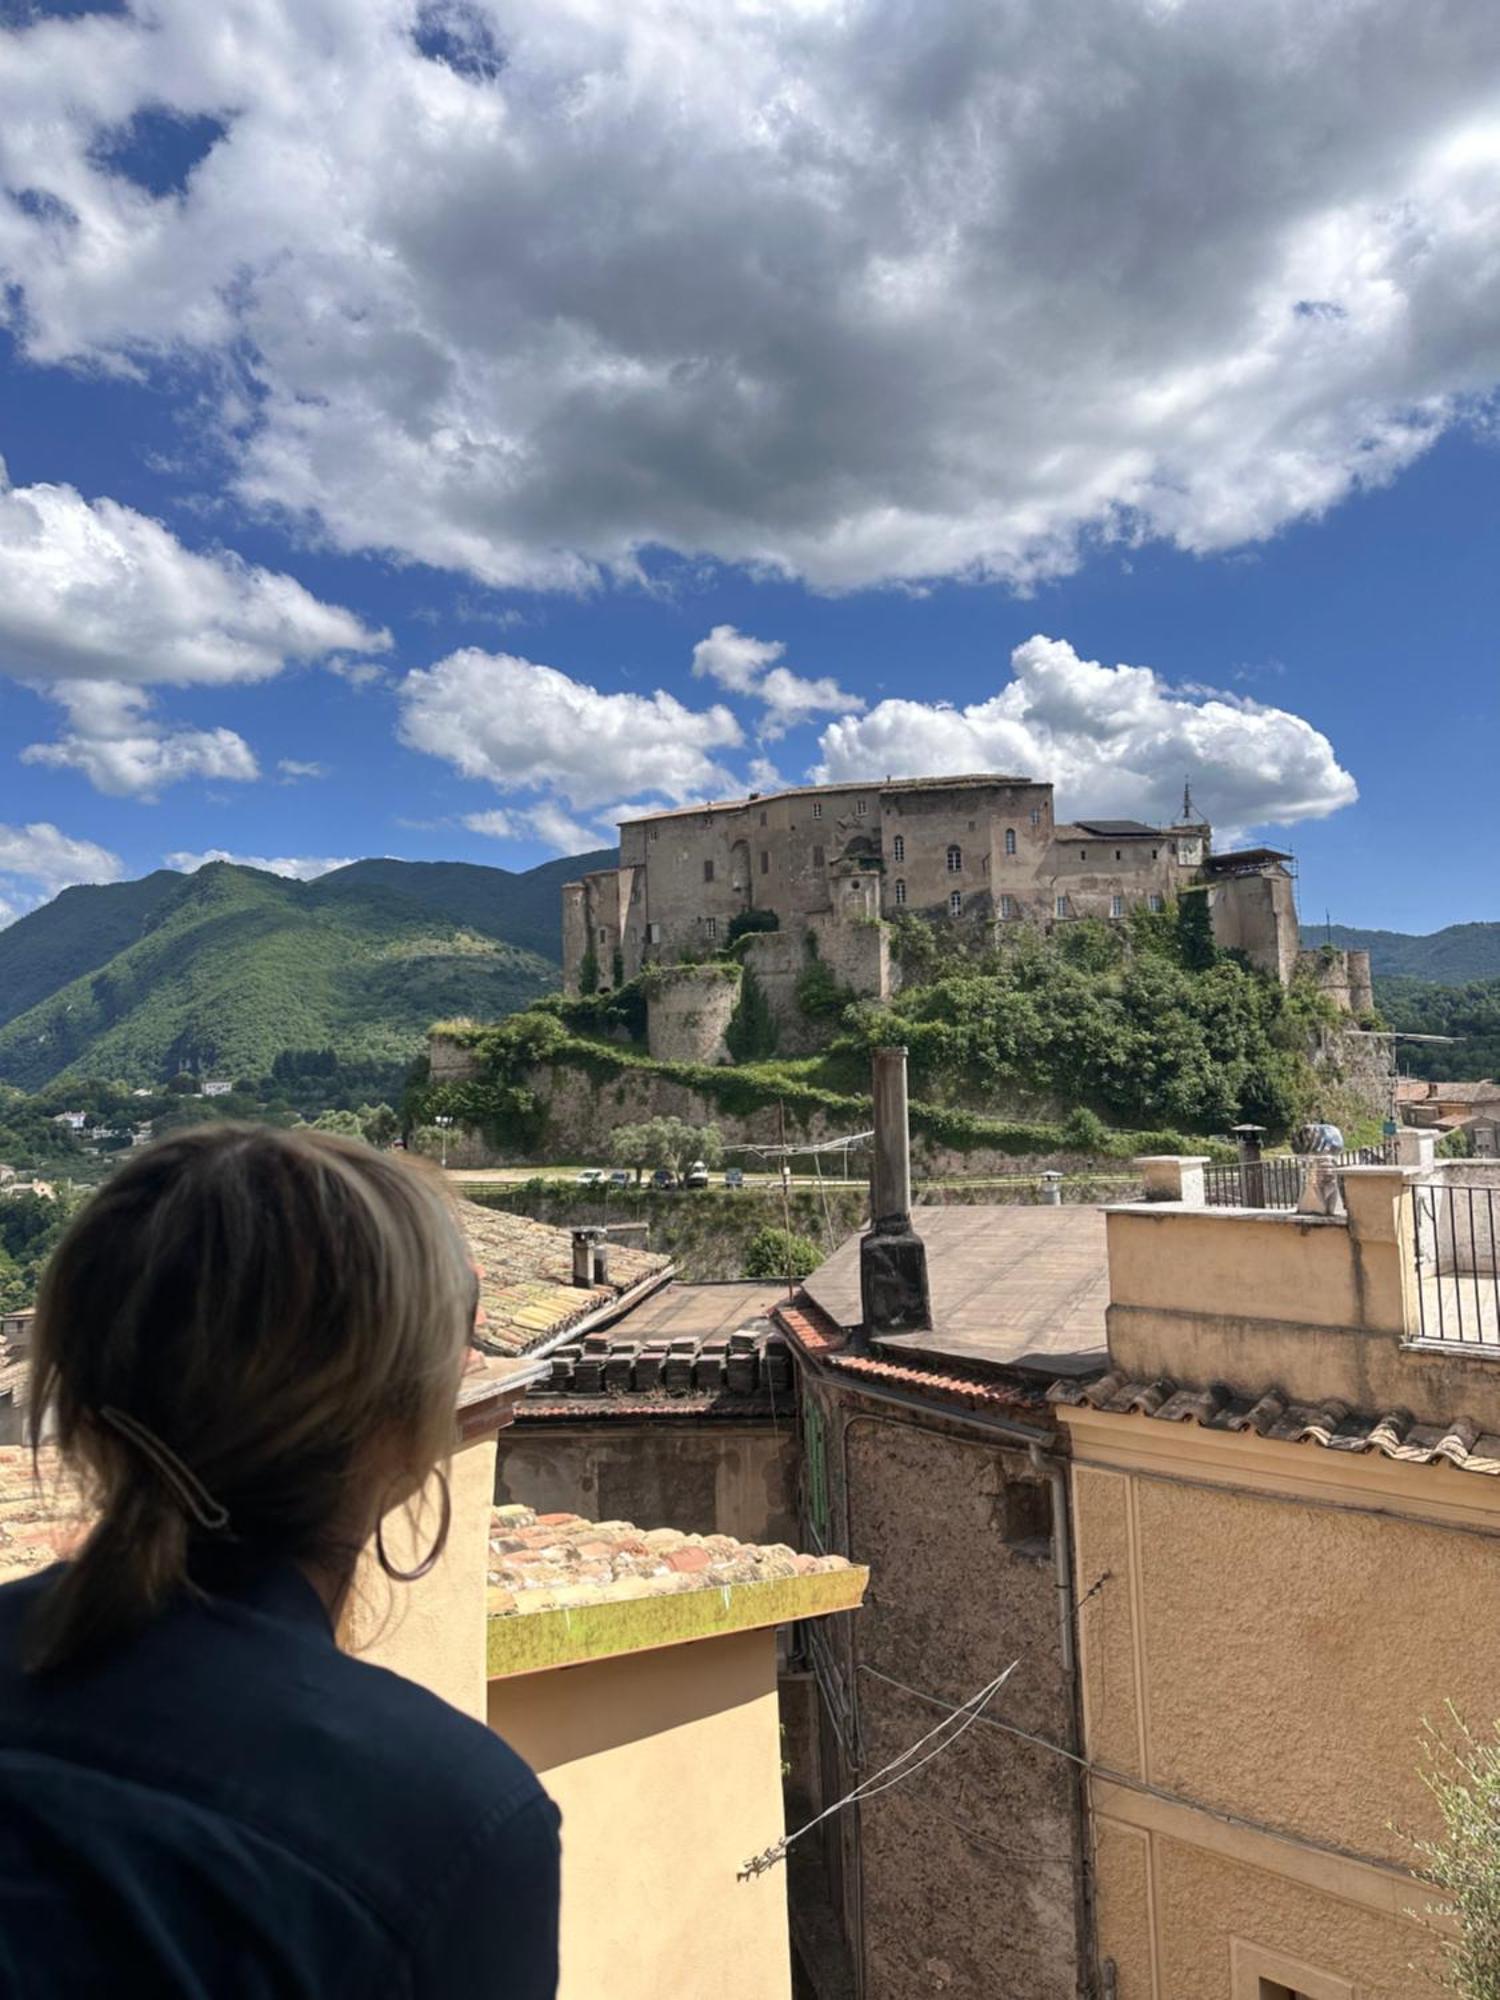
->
[1414,1708,1500,1997]
[744,1226,822,1282]
[726,965,779,1062]
[727,908,780,947]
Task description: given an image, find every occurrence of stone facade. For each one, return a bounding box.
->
[563,773,1210,997]
[644,964,742,1064]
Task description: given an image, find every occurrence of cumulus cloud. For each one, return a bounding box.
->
[463,804,603,855]
[164,850,356,881]
[21,683,259,799]
[0,818,123,922]
[0,462,388,687]
[815,634,1357,832]
[3,3,1500,590]
[692,625,862,737]
[399,649,742,812]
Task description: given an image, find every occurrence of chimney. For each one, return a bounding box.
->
[860,1046,932,1338]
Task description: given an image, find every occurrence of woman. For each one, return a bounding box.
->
[0,1125,559,1997]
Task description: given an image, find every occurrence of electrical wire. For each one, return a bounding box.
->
[738,1659,1019,1879]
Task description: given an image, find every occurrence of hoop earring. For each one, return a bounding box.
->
[375,1469,452,1583]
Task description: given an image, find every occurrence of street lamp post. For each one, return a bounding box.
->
[434,1114,454,1171]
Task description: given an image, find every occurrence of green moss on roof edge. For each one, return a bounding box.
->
[485,1563,868,1680]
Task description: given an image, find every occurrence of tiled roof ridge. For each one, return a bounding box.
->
[522,1317,793,1407]
[487,1503,851,1618]
[1049,1372,1500,1477]
[775,1294,1049,1419]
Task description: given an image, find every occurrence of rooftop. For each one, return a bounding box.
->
[459,1199,670,1357]
[518,1280,793,1421]
[486,1502,864,1678]
[1061,819,1168,839]
[803,1204,1109,1379]
[615,771,1039,826]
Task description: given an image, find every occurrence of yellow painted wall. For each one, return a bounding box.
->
[340,1432,497,1721]
[489,1627,792,2000]
[1067,1412,1494,1996]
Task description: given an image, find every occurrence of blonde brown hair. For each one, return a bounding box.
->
[26,1124,476,1673]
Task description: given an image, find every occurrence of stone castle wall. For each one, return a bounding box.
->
[644,965,742,1064]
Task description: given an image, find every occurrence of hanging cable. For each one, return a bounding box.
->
[738,1659,1019,1880]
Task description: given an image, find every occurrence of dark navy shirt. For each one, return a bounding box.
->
[0,1562,560,1998]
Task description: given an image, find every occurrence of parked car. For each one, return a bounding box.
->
[723,1167,744,1189]
[684,1160,710,1189]
[576,1167,605,1186]
[608,1169,631,1189]
[651,1167,677,1190]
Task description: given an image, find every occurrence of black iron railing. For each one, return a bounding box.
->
[1409,1181,1500,1346]
[1203,1141,1398,1212]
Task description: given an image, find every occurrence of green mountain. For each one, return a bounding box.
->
[0,851,614,1091]
[1300,921,1500,982]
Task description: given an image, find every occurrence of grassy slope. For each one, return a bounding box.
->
[1301,921,1500,982]
[0,861,565,1090]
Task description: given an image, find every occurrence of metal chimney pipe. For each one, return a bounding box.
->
[860,1047,931,1338]
[870,1044,913,1229]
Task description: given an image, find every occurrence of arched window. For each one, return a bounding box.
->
[892,834,905,862]
[1004,828,1016,856]
[894,878,907,906]
[946,843,962,873]
[948,890,962,917]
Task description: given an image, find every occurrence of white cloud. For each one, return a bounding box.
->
[462,804,603,856]
[690,624,862,737]
[0,818,123,922]
[0,462,388,687]
[277,758,327,782]
[21,682,258,799]
[400,649,742,812]
[164,850,356,882]
[815,634,1357,832]
[3,3,1500,589]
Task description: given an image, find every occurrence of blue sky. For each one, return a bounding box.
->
[2,0,1499,933]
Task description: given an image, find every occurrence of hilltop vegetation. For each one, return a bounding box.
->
[418,899,1347,1155]
[1302,920,1500,983]
[1377,976,1500,1081]
[0,853,609,1091]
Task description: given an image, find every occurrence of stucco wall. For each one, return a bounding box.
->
[499,1421,797,1546]
[798,1373,1082,2000]
[489,1627,793,2000]
[341,1431,498,1722]
[1066,1416,1490,1996]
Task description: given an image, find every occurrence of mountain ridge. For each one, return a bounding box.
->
[1300,920,1500,983]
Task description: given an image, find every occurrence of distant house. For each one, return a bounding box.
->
[1399,1077,1500,1154]
[201,1079,234,1098]
[51,1111,87,1133]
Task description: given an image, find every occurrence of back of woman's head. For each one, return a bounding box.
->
[25,1124,476,1674]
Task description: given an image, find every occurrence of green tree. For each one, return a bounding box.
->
[1415,1709,1500,1997]
[609,1122,657,1184]
[1177,889,1217,971]
[578,945,600,995]
[610,1116,724,1177]
[726,965,779,1062]
[312,1108,366,1138]
[359,1102,400,1148]
[743,1226,822,1281]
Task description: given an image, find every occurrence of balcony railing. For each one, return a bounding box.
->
[1204,1141,1398,1212]
[1410,1178,1500,1346]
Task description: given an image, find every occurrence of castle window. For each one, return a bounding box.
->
[1111,895,1125,919]
[946,844,962,873]
[650,827,659,841]
[1152,847,1159,859]
[948,890,962,917]
[759,810,767,826]
[999,894,1016,919]
[1029,806,1042,826]
[705,917,718,941]
[598,926,608,942]
[1078,847,1087,860]
[892,834,905,862]
[813,802,823,820]
[760,850,769,875]
[1055,895,1070,918]
[703,858,715,883]
[813,845,825,869]
[1004,828,1016,856]
[1115,849,1122,860]
[894,878,907,906]
[855,798,868,816]
[1149,893,1164,913]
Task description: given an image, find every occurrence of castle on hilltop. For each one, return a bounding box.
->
[562,772,1371,1035]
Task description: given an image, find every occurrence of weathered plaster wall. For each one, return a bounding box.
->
[490,1627,793,2000]
[645,964,741,1063]
[1067,1414,1491,1996]
[1209,870,1300,983]
[797,1372,1082,2000]
[499,1421,797,1546]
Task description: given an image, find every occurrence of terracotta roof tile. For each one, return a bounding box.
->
[1049,1372,1500,1477]
[774,1294,1050,1418]
[487,1504,850,1616]
[460,1199,670,1357]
